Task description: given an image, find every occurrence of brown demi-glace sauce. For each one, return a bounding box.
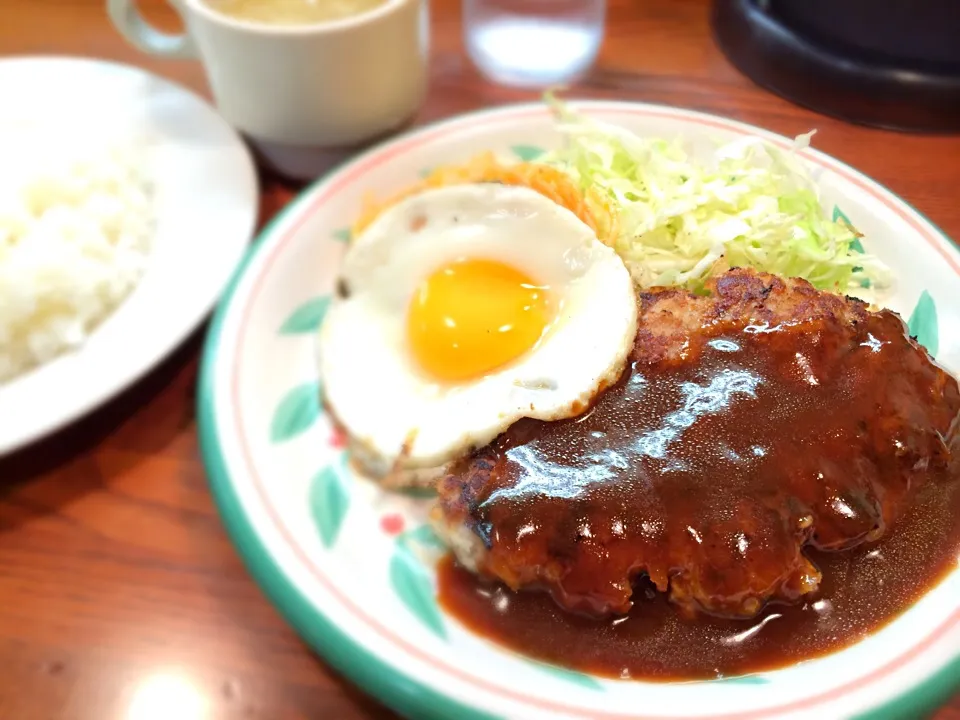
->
[439,480,960,679]
[436,296,960,680]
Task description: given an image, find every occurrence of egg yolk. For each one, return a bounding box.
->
[407,258,552,381]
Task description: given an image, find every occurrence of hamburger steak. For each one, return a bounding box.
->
[433,269,960,619]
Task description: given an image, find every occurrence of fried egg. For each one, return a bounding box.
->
[318,183,638,486]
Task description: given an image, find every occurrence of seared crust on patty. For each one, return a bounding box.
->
[632,271,870,365]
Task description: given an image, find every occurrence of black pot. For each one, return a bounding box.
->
[712,0,960,132]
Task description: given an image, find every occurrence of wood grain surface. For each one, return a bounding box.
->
[1,1,959,718]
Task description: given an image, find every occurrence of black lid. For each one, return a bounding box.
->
[711,0,960,133]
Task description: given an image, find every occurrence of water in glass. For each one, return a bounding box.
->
[464,0,606,87]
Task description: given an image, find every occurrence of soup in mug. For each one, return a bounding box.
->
[204,0,388,25]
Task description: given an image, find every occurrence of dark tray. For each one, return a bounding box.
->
[711,0,960,132]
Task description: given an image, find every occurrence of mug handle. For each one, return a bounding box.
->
[107,0,198,59]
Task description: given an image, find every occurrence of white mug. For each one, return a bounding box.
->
[107,0,429,179]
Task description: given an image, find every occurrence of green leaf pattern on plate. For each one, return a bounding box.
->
[332,227,351,243]
[832,205,871,288]
[279,296,330,335]
[310,461,350,548]
[270,382,321,443]
[710,674,769,685]
[394,487,439,500]
[403,524,446,552]
[526,660,605,691]
[907,290,939,357]
[832,205,865,254]
[511,144,546,162]
[389,545,447,638]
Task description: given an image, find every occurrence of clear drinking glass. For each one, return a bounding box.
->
[463,0,606,88]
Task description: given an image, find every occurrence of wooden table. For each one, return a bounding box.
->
[2,1,959,718]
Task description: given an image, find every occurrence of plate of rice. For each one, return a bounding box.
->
[0,56,257,454]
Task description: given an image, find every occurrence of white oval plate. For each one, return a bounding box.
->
[198,101,960,720]
[0,56,258,454]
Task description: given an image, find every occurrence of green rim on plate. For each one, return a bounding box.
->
[197,101,960,720]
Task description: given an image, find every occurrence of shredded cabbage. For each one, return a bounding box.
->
[541,98,891,294]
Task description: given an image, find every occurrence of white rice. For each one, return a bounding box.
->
[0,131,153,383]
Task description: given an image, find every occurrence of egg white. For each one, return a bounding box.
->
[318,184,638,486]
